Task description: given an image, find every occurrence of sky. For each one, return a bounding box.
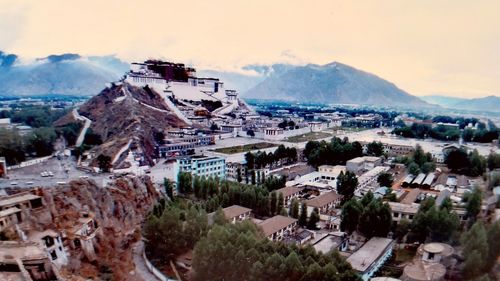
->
[0,0,499,98]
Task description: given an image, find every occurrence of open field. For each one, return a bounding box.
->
[211,142,278,154]
[285,131,332,142]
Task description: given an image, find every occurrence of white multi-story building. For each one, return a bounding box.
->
[177,155,226,179]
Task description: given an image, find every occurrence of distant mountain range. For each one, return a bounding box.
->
[0,50,128,97]
[230,62,429,107]
[4,50,496,110]
[420,95,500,112]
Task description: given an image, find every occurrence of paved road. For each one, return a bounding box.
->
[72,109,92,147]
[132,241,162,281]
[0,156,107,189]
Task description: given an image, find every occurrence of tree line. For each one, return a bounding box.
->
[245,144,298,170]
[340,192,392,238]
[445,148,486,177]
[304,137,363,168]
[192,219,361,281]
[395,144,436,176]
[174,173,285,218]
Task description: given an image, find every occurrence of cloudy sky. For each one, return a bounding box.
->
[1,0,499,98]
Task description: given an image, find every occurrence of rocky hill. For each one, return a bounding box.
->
[55,82,187,166]
[243,62,430,107]
[0,51,128,97]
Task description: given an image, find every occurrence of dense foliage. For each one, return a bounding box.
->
[178,173,282,217]
[245,144,297,170]
[460,221,500,280]
[444,148,486,176]
[395,145,435,176]
[192,220,360,281]
[340,192,392,238]
[1,105,69,128]
[407,198,460,243]
[304,137,363,168]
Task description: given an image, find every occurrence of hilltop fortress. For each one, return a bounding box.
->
[124,60,249,124]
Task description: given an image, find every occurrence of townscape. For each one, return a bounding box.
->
[1,2,500,281]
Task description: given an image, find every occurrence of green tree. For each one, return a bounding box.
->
[336,171,358,201]
[290,199,300,219]
[377,172,393,187]
[177,172,193,194]
[163,178,174,199]
[277,192,285,215]
[299,202,308,227]
[340,198,363,233]
[461,222,489,280]
[408,162,420,176]
[269,191,278,216]
[394,219,410,242]
[358,199,392,238]
[307,208,320,230]
[26,127,57,156]
[96,154,112,172]
[366,141,384,157]
[486,221,500,271]
[213,207,228,225]
[465,187,482,223]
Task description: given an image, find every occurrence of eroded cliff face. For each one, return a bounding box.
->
[43,176,159,280]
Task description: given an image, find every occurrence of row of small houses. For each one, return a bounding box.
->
[402,173,435,189]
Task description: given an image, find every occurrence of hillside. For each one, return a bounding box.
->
[0,51,128,97]
[243,62,430,107]
[55,82,187,166]
[420,95,500,112]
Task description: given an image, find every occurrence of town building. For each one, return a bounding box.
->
[402,243,454,281]
[220,124,243,137]
[177,155,226,179]
[346,237,395,281]
[156,135,215,159]
[0,241,61,281]
[208,205,251,224]
[383,143,415,157]
[305,192,343,216]
[357,166,390,191]
[313,231,349,253]
[388,202,420,223]
[67,213,101,261]
[28,230,69,267]
[225,162,246,181]
[0,156,7,178]
[259,215,298,241]
[275,186,303,206]
[346,156,382,175]
[286,165,346,191]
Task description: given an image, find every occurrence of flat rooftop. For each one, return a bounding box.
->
[313,232,346,254]
[347,237,394,273]
[0,207,21,218]
[0,193,41,209]
[388,202,420,214]
[0,241,47,262]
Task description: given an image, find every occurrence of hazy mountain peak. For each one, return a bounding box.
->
[0,51,129,97]
[243,61,429,107]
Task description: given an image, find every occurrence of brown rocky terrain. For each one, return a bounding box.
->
[55,82,188,166]
[43,176,159,280]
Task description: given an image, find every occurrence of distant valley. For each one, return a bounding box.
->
[420,95,500,113]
